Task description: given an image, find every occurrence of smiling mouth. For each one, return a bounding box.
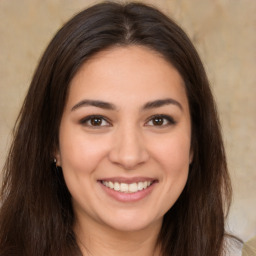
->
[100,180,154,193]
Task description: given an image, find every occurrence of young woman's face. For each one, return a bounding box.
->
[57,46,192,233]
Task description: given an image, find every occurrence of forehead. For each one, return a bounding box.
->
[66,45,189,110]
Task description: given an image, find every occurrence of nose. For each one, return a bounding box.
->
[108,125,149,170]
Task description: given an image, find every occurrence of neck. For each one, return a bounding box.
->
[74,216,162,256]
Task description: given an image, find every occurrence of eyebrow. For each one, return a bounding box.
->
[142,98,183,111]
[71,100,116,111]
[71,98,183,111]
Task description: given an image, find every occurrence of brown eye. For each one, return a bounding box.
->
[80,115,110,127]
[90,117,103,126]
[146,115,176,127]
[152,117,164,126]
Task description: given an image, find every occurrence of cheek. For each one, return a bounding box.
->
[58,128,110,175]
[146,133,191,216]
[58,132,111,203]
[152,133,191,172]
[150,131,191,200]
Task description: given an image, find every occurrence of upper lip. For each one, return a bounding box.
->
[98,177,157,184]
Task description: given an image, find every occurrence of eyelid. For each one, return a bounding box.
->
[79,115,112,127]
[79,114,176,128]
[145,114,176,126]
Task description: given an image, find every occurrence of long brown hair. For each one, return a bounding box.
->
[0,2,232,255]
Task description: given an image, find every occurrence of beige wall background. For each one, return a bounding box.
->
[0,0,255,242]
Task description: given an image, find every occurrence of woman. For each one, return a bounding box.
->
[0,2,240,255]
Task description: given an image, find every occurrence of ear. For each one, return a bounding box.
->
[53,147,62,167]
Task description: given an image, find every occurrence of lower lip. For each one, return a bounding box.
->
[99,182,156,202]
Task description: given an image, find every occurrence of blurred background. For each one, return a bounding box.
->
[0,0,255,243]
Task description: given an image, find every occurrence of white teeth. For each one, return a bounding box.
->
[114,182,120,191]
[120,183,128,192]
[102,180,153,193]
[137,182,144,191]
[109,181,114,189]
[129,183,138,193]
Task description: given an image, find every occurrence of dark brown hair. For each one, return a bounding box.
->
[0,2,233,255]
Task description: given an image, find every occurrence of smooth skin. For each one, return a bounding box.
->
[56,46,193,256]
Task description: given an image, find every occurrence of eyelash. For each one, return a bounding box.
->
[79,115,111,127]
[145,114,176,127]
[79,114,176,128]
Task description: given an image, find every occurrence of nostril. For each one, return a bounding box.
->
[108,140,149,169]
[107,125,150,169]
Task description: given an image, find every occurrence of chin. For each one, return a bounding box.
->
[101,214,162,233]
